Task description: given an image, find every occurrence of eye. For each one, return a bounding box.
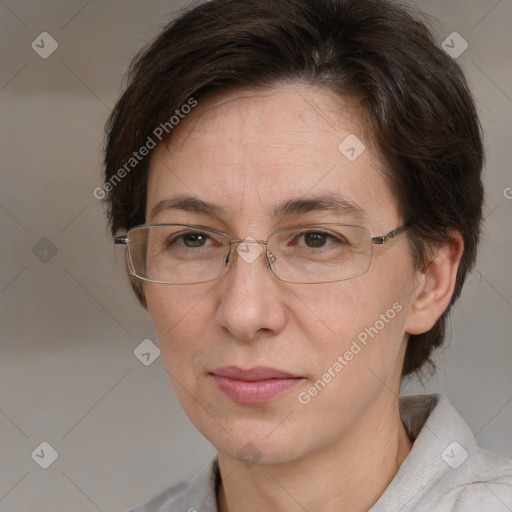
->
[169,231,214,248]
[293,230,343,249]
[302,231,330,248]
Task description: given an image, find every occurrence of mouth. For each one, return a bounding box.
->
[209,366,304,404]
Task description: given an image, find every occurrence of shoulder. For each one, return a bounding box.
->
[373,393,512,512]
[126,456,219,512]
[415,394,512,511]
[441,445,512,511]
[127,480,190,512]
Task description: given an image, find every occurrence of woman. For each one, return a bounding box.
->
[103,0,512,510]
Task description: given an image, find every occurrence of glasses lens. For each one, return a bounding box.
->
[267,225,372,283]
[127,225,230,284]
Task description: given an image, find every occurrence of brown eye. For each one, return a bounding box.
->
[303,232,329,248]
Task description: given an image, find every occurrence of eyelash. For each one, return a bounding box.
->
[168,229,346,249]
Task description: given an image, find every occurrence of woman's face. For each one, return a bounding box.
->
[144,84,420,464]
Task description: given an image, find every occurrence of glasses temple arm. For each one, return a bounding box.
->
[371,224,411,245]
[114,236,128,245]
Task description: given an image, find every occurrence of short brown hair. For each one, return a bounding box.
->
[103,0,484,378]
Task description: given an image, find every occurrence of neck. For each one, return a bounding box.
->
[216,396,412,512]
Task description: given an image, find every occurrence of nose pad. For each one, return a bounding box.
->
[222,242,271,268]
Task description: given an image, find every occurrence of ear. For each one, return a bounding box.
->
[405,231,464,335]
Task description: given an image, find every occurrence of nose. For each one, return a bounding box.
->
[215,239,287,341]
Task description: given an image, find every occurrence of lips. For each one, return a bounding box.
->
[211,366,299,381]
[210,366,303,404]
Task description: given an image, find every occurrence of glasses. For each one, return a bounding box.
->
[114,223,410,285]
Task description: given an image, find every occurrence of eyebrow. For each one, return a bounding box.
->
[150,195,224,220]
[149,193,366,223]
[271,195,366,222]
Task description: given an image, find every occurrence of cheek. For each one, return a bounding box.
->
[145,284,225,442]
[145,283,215,371]
[293,274,409,377]
[296,277,395,338]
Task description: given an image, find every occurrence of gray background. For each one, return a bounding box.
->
[0,0,511,510]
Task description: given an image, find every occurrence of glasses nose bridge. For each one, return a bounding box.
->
[225,238,274,268]
[229,238,268,247]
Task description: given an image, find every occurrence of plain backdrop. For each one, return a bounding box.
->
[1,0,511,510]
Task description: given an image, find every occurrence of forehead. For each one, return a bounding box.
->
[166,84,366,164]
[146,83,399,231]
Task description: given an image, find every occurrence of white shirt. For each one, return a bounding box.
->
[127,394,512,511]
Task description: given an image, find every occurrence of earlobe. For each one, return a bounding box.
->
[405,233,464,335]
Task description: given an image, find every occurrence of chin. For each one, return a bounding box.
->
[219,437,304,467]
[192,413,311,466]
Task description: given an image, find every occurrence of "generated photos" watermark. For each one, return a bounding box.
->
[93,97,198,200]
[298,302,403,405]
